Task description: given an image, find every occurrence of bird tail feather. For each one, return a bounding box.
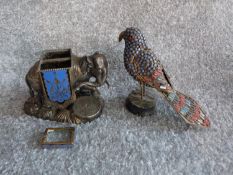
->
[163,90,210,127]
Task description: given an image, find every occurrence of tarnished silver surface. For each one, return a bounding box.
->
[41,127,75,148]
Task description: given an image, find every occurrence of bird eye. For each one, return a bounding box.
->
[128,35,134,41]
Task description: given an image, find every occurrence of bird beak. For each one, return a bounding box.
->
[119,31,125,42]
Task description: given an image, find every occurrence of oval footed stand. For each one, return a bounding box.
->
[126,90,156,116]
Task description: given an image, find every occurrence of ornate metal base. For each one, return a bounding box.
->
[24,94,104,124]
[126,90,155,116]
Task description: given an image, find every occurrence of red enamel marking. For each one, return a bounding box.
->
[174,95,186,112]
[152,68,162,79]
[145,77,152,83]
[202,118,210,127]
[142,76,152,84]
[190,105,201,122]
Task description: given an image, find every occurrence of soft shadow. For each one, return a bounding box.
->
[1,89,29,116]
[27,129,44,149]
[103,94,191,132]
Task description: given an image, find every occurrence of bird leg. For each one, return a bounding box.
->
[140,82,145,100]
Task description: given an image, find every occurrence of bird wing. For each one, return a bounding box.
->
[131,49,173,93]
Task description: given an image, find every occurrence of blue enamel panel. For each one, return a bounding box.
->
[42,70,71,103]
[185,99,191,107]
[180,106,189,115]
[168,92,176,102]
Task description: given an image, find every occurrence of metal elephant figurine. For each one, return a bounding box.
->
[24,49,108,124]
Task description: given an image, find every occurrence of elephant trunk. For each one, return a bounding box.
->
[75,71,108,90]
[95,68,107,86]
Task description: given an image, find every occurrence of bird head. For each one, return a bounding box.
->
[119,27,146,46]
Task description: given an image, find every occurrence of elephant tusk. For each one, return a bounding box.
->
[75,82,99,91]
[105,80,110,88]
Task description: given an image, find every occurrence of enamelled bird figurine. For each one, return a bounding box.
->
[119,27,210,128]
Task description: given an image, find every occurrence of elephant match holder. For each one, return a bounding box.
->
[24,49,108,124]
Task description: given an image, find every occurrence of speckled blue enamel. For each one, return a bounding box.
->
[42,70,71,103]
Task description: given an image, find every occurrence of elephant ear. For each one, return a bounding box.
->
[86,56,94,68]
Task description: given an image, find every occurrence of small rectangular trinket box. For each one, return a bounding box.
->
[41,127,75,148]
